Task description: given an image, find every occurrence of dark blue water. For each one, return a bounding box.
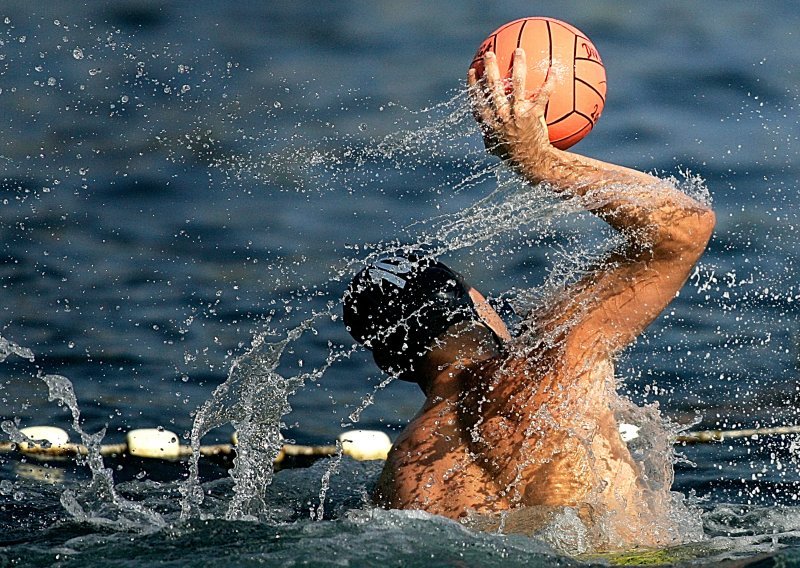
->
[1,1,800,565]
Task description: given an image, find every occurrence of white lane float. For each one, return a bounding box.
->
[18,426,70,451]
[126,428,181,459]
[3,424,800,468]
[338,429,392,461]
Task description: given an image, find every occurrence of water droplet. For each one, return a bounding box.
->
[273,101,282,109]
[181,84,190,93]
[47,77,56,86]
[67,341,75,349]
[72,47,84,60]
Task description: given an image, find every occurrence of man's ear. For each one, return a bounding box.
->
[468,288,511,342]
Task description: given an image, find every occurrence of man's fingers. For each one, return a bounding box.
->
[511,48,527,113]
[484,52,510,122]
[532,68,556,111]
[467,67,480,115]
[467,67,478,90]
[467,67,496,126]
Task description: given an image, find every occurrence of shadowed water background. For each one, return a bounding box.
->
[1,1,800,565]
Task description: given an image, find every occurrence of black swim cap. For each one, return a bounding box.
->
[343,252,478,379]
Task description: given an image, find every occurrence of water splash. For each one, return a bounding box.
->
[313,444,344,521]
[0,336,162,530]
[180,328,300,521]
[41,373,165,531]
[343,375,395,428]
[180,312,351,521]
[0,335,35,363]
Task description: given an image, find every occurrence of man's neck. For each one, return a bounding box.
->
[417,322,502,399]
[422,361,469,400]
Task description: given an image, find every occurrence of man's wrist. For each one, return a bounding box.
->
[506,143,563,186]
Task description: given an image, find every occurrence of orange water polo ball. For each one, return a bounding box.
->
[470,17,607,150]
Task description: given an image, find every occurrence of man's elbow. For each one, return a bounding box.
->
[651,206,716,264]
[685,206,715,247]
[657,206,716,259]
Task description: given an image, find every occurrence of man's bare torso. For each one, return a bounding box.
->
[374,351,646,532]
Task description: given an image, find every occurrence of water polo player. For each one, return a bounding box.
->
[343,49,715,549]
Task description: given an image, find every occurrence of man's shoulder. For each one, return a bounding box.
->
[463,350,611,417]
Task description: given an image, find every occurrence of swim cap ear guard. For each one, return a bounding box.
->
[342,252,479,380]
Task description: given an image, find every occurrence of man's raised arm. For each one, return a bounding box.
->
[468,49,715,358]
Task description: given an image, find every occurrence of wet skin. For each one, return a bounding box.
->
[372,49,715,549]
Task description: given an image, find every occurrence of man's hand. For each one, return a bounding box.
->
[468,48,661,191]
[467,49,554,165]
